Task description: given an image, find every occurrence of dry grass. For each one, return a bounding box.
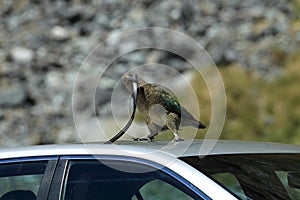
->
[191,52,300,144]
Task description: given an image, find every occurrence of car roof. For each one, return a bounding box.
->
[0,140,300,160]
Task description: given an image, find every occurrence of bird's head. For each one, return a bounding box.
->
[122,73,145,93]
[122,73,138,93]
[122,73,138,84]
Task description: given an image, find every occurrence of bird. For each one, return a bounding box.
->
[122,73,206,142]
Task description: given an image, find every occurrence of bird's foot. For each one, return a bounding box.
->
[173,137,184,142]
[172,133,184,142]
[132,137,153,142]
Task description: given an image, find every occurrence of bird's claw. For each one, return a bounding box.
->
[173,137,184,142]
[132,137,153,142]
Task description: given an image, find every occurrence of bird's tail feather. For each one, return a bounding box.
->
[180,107,206,129]
[197,121,206,129]
[182,119,206,129]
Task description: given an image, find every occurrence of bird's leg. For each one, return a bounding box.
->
[173,131,184,142]
[166,113,184,142]
[143,123,159,141]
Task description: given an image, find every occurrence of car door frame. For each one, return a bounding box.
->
[0,156,59,200]
[48,155,211,200]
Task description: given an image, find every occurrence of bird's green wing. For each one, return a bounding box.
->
[150,84,182,115]
[152,85,200,122]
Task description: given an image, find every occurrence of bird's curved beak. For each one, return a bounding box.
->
[123,73,138,83]
[128,75,138,83]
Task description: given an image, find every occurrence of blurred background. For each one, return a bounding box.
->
[0,0,300,147]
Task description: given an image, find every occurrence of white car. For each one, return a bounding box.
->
[0,140,300,200]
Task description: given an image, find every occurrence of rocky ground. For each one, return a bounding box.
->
[0,0,299,146]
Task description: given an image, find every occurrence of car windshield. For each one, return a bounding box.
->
[181,154,300,200]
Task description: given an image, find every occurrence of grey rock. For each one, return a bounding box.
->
[206,23,231,39]
[9,46,34,64]
[239,5,265,19]
[208,39,232,63]
[170,9,181,20]
[0,84,27,107]
[46,71,64,89]
[98,77,116,90]
[50,26,71,41]
[199,1,218,16]
[237,23,253,38]
[219,8,236,23]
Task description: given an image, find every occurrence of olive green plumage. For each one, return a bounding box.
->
[122,73,206,141]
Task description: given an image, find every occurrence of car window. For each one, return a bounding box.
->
[62,159,203,200]
[276,171,300,199]
[211,173,246,200]
[136,179,193,200]
[181,154,300,200]
[0,161,47,200]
